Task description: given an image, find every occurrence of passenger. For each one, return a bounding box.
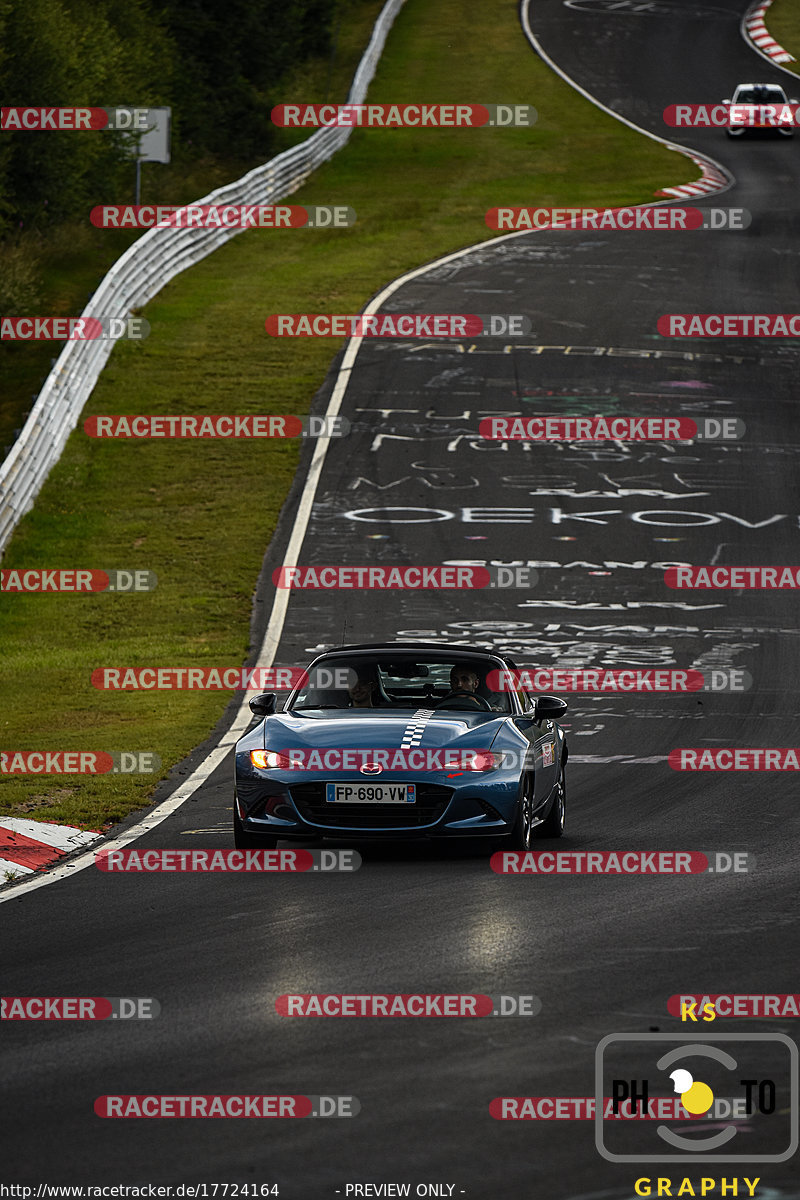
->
[348,674,377,708]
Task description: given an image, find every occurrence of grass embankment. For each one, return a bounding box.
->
[0,0,698,834]
[762,0,800,76]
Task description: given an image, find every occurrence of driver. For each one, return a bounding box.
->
[446,666,505,712]
[449,666,482,704]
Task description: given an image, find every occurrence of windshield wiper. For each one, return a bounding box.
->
[289,705,346,711]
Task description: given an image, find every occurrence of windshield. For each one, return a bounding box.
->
[288,654,515,714]
[733,86,788,103]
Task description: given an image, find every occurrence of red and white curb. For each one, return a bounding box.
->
[655,153,730,200]
[0,817,100,878]
[745,0,795,64]
[520,2,733,205]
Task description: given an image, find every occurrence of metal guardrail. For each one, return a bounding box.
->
[0,0,406,554]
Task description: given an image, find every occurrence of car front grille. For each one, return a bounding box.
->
[289,782,454,828]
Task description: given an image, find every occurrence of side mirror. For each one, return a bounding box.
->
[249,692,277,717]
[536,695,568,721]
[723,99,731,105]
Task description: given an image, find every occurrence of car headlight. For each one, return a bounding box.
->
[250,749,292,770]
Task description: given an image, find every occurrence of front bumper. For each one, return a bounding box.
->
[235,772,522,840]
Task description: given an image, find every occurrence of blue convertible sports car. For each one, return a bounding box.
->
[233,642,568,850]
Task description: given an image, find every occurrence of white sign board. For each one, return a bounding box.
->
[137,107,171,164]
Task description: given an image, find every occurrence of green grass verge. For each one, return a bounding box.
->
[0,0,698,832]
[761,0,800,75]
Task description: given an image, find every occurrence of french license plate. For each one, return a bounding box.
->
[325,782,416,804]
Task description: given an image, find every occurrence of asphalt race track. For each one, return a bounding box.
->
[3,1,800,1196]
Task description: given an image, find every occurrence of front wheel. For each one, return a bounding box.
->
[536,768,566,839]
[508,773,536,850]
[234,803,278,849]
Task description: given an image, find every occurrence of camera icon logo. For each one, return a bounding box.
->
[595,1032,798,1163]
